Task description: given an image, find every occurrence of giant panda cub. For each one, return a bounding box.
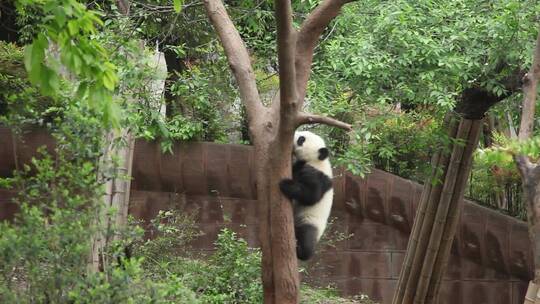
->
[279,131,333,261]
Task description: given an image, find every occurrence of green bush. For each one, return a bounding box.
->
[197,229,263,303]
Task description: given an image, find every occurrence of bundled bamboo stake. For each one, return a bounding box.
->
[524,282,540,304]
[414,119,474,303]
[397,114,458,303]
[393,89,504,304]
[426,119,483,302]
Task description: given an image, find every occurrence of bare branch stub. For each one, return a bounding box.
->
[516,154,536,176]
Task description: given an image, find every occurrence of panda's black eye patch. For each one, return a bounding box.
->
[318,147,329,160]
[297,136,306,146]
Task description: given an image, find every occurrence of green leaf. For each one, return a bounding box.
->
[75,82,89,100]
[173,0,183,13]
[67,20,79,36]
[23,44,34,72]
[102,70,117,91]
[53,6,67,27]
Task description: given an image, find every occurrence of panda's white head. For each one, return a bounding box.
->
[293,131,330,163]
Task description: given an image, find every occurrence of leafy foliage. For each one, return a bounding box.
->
[16,0,120,127]
[310,0,539,110]
[133,218,371,304]
[0,42,61,127]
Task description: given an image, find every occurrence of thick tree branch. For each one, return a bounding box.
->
[518,29,540,141]
[297,112,352,131]
[295,0,355,107]
[203,0,265,128]
[516,154,536,176]
[275,0,298,129]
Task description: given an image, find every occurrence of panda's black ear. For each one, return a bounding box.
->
[318,148,329,160]
[297,136,306,146]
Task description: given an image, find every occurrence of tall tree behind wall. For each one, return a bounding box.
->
[512,28,540,304]
[203,0,355,302]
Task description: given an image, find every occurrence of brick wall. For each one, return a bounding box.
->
[0,127,532,303]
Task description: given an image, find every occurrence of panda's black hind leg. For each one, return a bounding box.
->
[295,223,319,261]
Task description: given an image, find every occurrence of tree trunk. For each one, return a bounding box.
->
[202,0,354,302]
[256,141,300,303]
[394,88,503,304]
[516,27,540,304]
[522,166,540,303]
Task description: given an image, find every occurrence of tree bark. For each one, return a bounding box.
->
[515,28,540,304]
[203,0,353,302]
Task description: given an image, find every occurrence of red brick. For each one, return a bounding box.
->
[158,146,183,192]
[348,251,392,279]
[227,145,255,199]
[181,142,207,195]
[462,281,511,304]
[509,221,533,279]
[206,144,230,197]
[365,172,388,223]
[348,222,394,250]
[344,278,396,304]
[0,189,18,221]
[444,254,462,280]
[131,140,164,191]
[439,280,462,304]
[388,178,412,234]
[344,174,364,220]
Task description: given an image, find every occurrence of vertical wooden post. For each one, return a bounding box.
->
[89,130,136,271]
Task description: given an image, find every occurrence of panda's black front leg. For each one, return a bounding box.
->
[280,178,322,206]
[279,179,302,200]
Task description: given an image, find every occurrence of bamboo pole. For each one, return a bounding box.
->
[393,114,454,303]
[414,119,473,303]
[394,100,496,304]
[426,119,483,303]
[399,114,460,304]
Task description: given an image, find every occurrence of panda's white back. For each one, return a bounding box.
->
[294,141,334,241]
[295,188,334,240]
